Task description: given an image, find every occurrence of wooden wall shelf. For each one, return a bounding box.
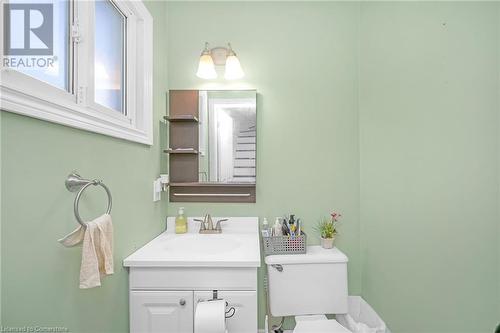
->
[164,115,199,122]
[167,90,200,184]
[169,182,255,187]
[164,149,199,154]
[169,183,256,203]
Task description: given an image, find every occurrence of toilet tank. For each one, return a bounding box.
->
[265,246,348,317]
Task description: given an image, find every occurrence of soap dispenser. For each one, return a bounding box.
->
[175,207,187,234]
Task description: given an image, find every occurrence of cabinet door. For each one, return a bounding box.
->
[194,291,257,333]
[130,290,193,333]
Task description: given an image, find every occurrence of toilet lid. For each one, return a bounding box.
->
[294,319,352,333]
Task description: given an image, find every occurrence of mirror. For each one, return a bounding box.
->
[198,90,257,184]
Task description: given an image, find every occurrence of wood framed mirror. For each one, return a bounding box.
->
[165,90,257,203]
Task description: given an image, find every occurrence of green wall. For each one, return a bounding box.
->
[166,1,500,332]
[359,3,499,332]
[0,1,168,332]
[166,1,363,329]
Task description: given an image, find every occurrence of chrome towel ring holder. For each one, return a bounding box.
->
[65,172,112,227]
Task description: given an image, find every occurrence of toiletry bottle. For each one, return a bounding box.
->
[274,217,283,236]
[175,207,187,234]
[282,216,290,236]
[262,218,270,237]
[289,214,296,235]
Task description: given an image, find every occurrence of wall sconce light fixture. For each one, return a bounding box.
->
[196,42,245,80]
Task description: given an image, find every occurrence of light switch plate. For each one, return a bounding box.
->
[153,174,169,202]
[153,179,162,202]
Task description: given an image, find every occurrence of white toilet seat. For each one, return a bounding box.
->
[293,316,352,333]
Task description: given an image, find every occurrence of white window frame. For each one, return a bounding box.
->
[0,0,153,145]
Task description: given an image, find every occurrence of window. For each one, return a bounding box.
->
[5,0,70,91]
[94,0,125,114]
[0,0,153,145]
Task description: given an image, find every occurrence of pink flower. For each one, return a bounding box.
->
[330,212,342,222]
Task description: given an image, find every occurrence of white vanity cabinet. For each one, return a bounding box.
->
[130,290,194,333]
[128,268,258,333]
[124,217,261,333]
[130,289,257,333]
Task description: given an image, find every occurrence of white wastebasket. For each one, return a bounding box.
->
[336,296,390,333]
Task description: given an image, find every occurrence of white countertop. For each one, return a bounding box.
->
[123,217,261,268]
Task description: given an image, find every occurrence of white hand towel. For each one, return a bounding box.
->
[58,214,114,289]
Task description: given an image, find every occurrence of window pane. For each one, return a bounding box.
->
[5,0,70,91]
[94,0,125,114]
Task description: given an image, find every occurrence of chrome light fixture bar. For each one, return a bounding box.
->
[196,42,245,80]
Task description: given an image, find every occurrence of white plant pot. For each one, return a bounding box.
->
[321,237,334,249]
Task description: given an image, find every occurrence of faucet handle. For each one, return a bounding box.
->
[215,219,228,231]
[194,218,206,231]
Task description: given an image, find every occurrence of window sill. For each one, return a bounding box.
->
[0,84,152,145]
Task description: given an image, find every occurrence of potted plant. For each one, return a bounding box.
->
[315,211,342,249]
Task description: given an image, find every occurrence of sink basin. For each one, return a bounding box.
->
[164,234,242,255]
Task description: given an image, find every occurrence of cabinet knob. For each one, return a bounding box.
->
[179,299,186,306]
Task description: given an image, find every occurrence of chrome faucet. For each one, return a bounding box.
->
[195,214,227,234]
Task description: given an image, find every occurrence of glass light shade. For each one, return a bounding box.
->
[224,54,244,80]
[196,54,217,79]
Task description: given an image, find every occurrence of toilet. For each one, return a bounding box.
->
[265,246,352,333]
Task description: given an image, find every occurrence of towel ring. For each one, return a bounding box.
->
[66,172,112,227]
